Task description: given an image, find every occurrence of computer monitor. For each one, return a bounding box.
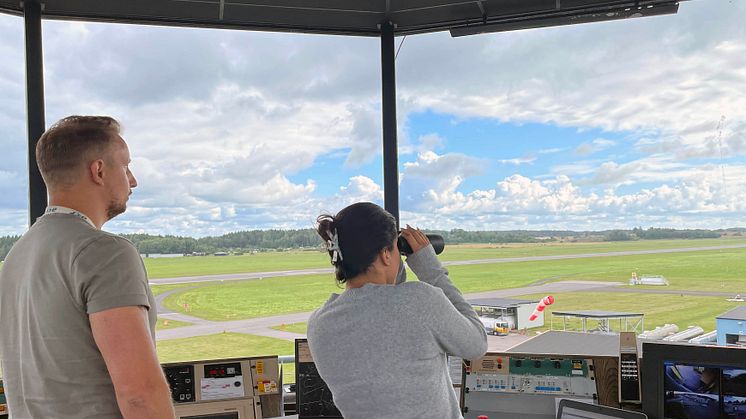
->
[558,399,647,419]
[294,339,342,419]
[641,342,746,419]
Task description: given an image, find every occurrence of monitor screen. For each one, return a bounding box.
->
[663,362,721,418]
[663,362,746,418]
[641,342,746,419]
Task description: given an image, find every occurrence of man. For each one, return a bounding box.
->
[0,116,175,418]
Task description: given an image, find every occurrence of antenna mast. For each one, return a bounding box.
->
[716,115,727,195]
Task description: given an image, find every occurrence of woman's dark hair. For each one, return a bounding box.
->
[317,202,397,284]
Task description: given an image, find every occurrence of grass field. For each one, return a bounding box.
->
[157,332,295,362]
[161,246,746,321]
[145,250,329,278]
[156,332,297,383]
[143,237,746,278]
[162,273,340,320]
[448,246,746,293]
[516,292,742,333]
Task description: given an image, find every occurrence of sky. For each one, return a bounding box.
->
[1,1,745,237]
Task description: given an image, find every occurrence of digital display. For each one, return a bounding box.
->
[663,362,746,418]
[204,362,242,379]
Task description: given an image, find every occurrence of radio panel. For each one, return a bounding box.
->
[463,350,619,419]
[163,355,281,419]
[467,355,596,397]
[619,332,641,404]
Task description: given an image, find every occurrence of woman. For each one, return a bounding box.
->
[307,202,487,419]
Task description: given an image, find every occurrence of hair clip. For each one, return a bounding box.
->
[327,229,343,264]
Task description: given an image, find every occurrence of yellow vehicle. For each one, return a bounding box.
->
[494,320,510,336]
[480,317,510,336]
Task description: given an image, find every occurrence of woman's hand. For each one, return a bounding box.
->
[400,225,430,255]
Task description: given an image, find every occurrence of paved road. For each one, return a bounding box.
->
[150,268,334,286]
[149,244,746,286]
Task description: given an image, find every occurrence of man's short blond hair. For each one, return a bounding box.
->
[35,116,122,190]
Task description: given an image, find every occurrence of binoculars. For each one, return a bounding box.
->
[397,234,445,256]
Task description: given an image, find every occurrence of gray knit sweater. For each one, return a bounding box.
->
[307,245,488,419]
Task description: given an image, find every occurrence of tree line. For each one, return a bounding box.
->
[1,227,740,261]
[604,227,721,241]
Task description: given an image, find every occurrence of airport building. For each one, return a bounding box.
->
[716,306,746,346]
[469,298,543,330]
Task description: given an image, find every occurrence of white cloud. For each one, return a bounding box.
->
[344,104,382,167]
[576,138,617,156]
[337,176,384,203]
[402,151,486,192]
[499,156,536,165]
[402,168,746,231]
[2,0,746,235]
[591,161,643,185]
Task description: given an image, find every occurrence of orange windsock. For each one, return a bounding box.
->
[529,295,555,321]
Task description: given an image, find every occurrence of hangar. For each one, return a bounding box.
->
[469,297,543,330]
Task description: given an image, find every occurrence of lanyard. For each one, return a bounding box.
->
[44,206,97,229]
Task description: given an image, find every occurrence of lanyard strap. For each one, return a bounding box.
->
[44,206,96,229]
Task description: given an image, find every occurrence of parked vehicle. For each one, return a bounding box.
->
[480,317,510,336]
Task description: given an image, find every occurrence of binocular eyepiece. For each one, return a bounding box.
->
[397,234,445,256]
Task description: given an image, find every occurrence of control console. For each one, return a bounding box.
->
[162,355,281,419]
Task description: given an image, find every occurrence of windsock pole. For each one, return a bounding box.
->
[529,295,554,321]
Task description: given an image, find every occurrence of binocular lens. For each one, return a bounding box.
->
[398,234,445,256]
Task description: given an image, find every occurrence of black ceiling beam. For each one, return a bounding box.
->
[451,0,679,36]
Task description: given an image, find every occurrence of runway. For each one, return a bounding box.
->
[149,243,746,286]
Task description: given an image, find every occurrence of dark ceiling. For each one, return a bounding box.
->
[0,0,681,37]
